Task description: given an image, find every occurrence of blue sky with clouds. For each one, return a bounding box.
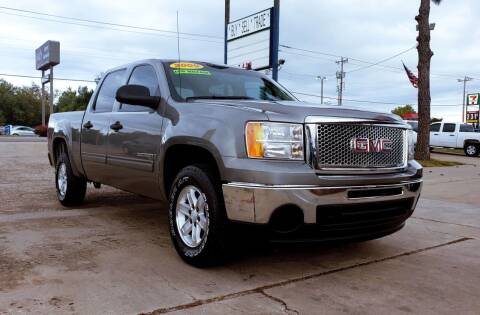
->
[0,0,479,121]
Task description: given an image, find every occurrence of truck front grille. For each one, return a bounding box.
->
[316,124,407,169]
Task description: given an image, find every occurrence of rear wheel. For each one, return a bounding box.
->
[168,165,227,267]
[55,152,87,206]
[464,144,479,157]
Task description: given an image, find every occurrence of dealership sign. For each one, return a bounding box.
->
[35,40,60,71]
[226,8,273,70]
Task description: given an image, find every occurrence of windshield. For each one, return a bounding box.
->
[162,61,295,102]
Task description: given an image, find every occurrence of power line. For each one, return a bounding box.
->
[0,72,465,108]
[347,46,416,73]
[281,44,478,80]
[291,91,462,107]
[0,11,223,44]
[0,5,222,39]
[0,73,95,83]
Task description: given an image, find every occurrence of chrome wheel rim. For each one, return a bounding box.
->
[57,163,67,197]
[467,145,476,155]
[175,185,209,248]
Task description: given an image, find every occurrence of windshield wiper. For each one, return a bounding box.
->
[185,96,254,102]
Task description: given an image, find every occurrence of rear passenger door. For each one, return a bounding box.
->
[105,64,164,198]
[429,123,441,146]
[439,123,457,147]
[81,69,126,183]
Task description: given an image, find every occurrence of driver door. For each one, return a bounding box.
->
[105,64,163,198]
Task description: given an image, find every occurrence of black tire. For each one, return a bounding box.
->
[464,143,479,157]
[168,165,227,267]
[55,152,87,206]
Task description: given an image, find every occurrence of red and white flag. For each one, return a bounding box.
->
[402,62,418,88]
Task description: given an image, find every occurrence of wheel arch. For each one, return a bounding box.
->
[463,139,480,147]
[162,141,224,198]
[51,136,84,178]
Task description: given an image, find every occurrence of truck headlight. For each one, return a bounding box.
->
[245,122,304,160]
[408,129,416,160]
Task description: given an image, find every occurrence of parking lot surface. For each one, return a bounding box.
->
[0,138,479,314]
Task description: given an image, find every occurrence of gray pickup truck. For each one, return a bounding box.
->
[48,59,422,266]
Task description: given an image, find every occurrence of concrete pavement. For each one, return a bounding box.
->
[0,141,478,314]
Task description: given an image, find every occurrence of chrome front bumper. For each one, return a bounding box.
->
[222,180,422,224]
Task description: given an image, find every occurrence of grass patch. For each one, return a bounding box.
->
[418,159,464,167]
[432,148,465,156]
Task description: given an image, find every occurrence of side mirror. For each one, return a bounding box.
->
[115,85,160,109]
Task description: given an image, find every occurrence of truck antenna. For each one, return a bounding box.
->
[176,11,182,98]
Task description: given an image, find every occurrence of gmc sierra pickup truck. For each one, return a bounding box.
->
[430,122,480,156]
[48,59,422,266]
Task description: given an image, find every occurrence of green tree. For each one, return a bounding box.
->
[415,0,442,161]
[392,105,417,117]
[0,79,44,126]
[56,86,93,112]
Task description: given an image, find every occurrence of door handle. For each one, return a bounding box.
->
[433,133,439,135]
[449,134,455,136]
[83,121,93,129]
[110,121,123,132]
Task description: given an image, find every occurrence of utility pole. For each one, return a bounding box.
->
[271,0,280,82]
[458,76,473,123]
[336,57,348,105]
[316,76,326,104]
[49,66,54,116]
[41,70,45,126]
[224,0,230,65]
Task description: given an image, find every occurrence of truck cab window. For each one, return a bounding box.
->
[430,123,441,132]
[94,69,126,113]
[121,65,160,112]
[442,123,456,133]
[460,124,474,132]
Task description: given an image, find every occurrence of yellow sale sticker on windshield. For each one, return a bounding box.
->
[170,62,203,69]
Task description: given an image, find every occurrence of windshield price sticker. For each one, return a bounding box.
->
[227,9,271,41]
[170,62,204,70]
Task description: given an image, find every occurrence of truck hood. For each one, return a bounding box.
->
[192,100,404,124]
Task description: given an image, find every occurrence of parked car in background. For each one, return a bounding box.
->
[10,126,37,136]
[405,120,418,132]
[430,122,480,157]
[0,126,4,135]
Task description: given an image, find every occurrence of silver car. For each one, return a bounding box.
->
[11,126,37,136]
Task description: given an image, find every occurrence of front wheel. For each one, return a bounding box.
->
[55,152,87,206]
[168,165,227,267]
[464,144,479,157]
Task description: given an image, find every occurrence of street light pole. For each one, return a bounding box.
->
[458,76,473,123]
[316,76,326,104]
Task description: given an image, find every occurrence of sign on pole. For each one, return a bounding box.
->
[35,41,60,71]
[226,8,273,71]
[35,40,60,126]
[466,93,480,123]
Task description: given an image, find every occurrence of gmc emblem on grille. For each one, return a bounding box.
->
[350,138,393,153]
